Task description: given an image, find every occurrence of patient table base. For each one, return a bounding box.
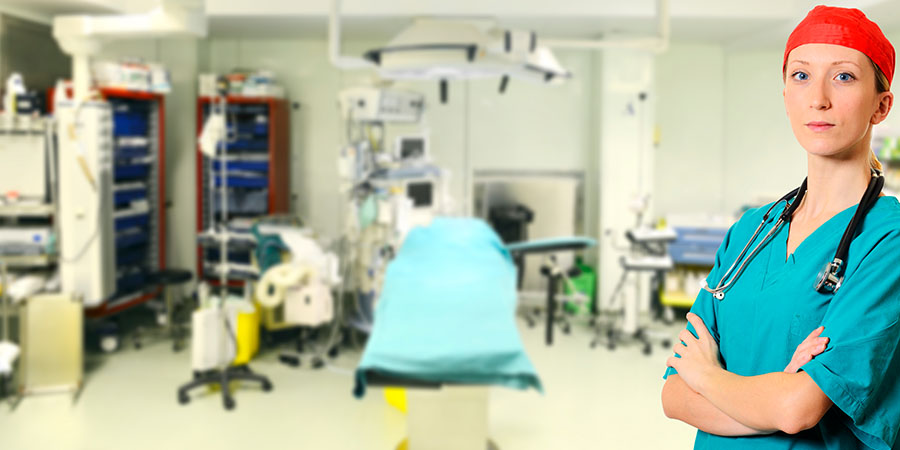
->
[398,386,499,450]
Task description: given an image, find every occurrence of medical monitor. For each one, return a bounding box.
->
[395,136,428,161]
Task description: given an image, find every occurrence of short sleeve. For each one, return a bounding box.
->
[801,231,900,450]
[663,223,734,380]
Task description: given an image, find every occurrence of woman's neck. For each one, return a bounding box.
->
[799,153,871,221]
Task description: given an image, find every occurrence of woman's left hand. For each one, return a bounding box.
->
[666,313,722,392]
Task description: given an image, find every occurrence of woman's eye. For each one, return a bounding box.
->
[792,71,808,81]
[836,72,855,82]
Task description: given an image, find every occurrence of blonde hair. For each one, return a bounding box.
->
[870,59,890,172]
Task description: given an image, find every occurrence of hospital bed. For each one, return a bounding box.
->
[354,218,594,450]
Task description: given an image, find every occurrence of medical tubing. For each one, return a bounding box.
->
[313,236,351,362]
[714,218,785,294]
[714,184,802,291]
[834,172,884,264]
[778,179,807,223]
[714,197,785,290]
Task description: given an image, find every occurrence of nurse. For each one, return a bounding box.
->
[661,5,900,449]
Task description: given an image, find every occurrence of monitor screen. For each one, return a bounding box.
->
[407,182,433,208]
[398,137,426,160]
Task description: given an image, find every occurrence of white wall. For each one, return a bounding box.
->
[722,49,806,213]
[654,43,725,217]
[654,44,806,220]
[468,50,593,172]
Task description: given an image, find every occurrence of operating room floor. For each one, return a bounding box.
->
[0,315,696,450]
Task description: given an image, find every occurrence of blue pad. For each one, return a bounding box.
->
[353,217,543,397]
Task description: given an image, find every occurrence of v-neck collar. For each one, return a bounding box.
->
[761,198,877,288]
[782,202,859,263]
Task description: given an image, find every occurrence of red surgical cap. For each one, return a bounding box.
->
[783,5,895,87]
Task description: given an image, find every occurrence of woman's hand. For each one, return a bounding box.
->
[667,313,721,393]
[784,326,828,374]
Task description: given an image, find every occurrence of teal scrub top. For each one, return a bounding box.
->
[664,195,900,450]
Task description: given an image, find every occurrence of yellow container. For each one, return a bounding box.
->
[385,387,408,414]
[232,303,260,366]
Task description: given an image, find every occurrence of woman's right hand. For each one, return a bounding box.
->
[784,326,829,373]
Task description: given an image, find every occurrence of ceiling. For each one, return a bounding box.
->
[4,0,900,49]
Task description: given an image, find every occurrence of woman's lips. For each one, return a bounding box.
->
[806,121,835,132]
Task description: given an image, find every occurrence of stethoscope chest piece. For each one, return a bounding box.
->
[815,258,843,293]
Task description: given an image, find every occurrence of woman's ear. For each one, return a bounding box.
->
[872,91,894,125]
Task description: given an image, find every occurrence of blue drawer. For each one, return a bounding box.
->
[116,232,148,249]
[115,214,149,231]
[114,188,148,206]
[212,161,269,172]
[229,104,268,115]
[214,176,268,188]
[113,112,150,137]
[204,248,252,264]
[227,139,268,152]
[670,243,718,266]
[115,146,150,160]
[673,227,729,245]
[213,188,269,215]
[115,164,150,181]
[229,123,268,136]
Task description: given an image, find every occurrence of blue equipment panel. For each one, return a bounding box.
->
[670,227,729,265]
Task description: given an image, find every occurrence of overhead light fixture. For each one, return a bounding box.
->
[359,19,571,102]
[328,0,669,103]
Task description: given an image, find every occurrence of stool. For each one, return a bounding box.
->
[134,269,192,352]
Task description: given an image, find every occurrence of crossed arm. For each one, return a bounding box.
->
[661,314,834,436]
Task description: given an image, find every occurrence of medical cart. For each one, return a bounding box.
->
[660,225,729,309]
[194,96,290,288]
[82,88,168,320]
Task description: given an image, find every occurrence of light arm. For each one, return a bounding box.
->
[662,374,773,436]
[696,368,832,434]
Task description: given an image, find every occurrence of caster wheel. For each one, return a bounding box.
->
[328,347,339,359]
[563,326,571,335]
[526,320,535,328]
[100,336,119,353]
[178,393,189,405]
[279,354,301,367]
[607,343,616,351]
[262,381,273,392]
[134,341,142,350]
[643,345,653,356]
[312,358,325,369]
[223,397,235,410]
[661,339,672,348]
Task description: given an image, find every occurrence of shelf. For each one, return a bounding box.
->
[0,254,56,268]
[0,203,54,218]
[661,291,696,309]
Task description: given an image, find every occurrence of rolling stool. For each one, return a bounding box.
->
[134,269,192,352]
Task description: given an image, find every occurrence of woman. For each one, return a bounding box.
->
[661,6,900,449]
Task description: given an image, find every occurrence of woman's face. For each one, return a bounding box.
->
[783,43,892,159]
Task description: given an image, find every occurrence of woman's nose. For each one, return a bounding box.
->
[810,81,831,110]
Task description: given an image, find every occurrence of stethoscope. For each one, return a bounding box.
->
[702,169,884,300]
